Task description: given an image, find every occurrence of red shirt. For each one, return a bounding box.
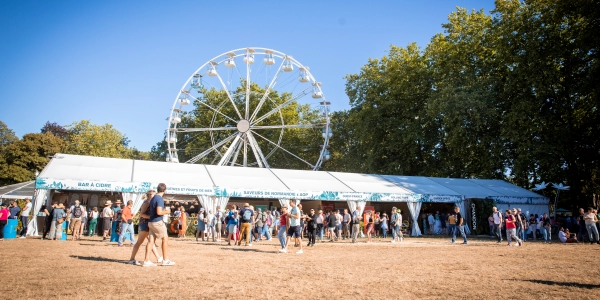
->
[280,213,288,226]
[506,215,516,229]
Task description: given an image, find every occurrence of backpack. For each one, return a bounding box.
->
[243,209,252,221]
[266,214,272,226]
[73,205,83,218]
[260,212,267,223]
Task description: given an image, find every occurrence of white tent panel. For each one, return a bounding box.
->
[328,172,411,194]
[133,160,213,187]
[271,169,354,192]
[39,154,133,182]
[427,177,503,199]
[470,179,543,198]
[205,165,289,191]
[381,175,461,196]
[495,203,549,218]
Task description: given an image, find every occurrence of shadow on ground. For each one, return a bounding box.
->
[70,255,128,264]
[519,279,600,289]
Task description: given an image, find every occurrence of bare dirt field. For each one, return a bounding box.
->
[0,235,599,299]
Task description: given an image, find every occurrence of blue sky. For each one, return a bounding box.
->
[0,0,495,151]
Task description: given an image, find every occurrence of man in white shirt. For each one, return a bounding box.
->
[19,198,32,238]
[492,207,504,244]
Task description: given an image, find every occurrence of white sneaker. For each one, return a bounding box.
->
[19,236,26,239]
[157,257,164,264]
[279,249,287,253]
[161,260,176,266]
[296,250,303,254]
[391,240,395,243]
[142,261,156,267]
[400,237,403,242]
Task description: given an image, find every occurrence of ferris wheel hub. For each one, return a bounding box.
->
[236,119,250,133]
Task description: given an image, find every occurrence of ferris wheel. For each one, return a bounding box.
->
[166,47,332,170]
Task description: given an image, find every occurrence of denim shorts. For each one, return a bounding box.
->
[139,221,149,232]
[287,225,301,238]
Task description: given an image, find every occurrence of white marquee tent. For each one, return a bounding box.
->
[25,154,548,236]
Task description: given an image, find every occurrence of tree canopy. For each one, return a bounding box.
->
[327,0,599,208]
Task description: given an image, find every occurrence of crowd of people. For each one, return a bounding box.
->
[487,206,600,246]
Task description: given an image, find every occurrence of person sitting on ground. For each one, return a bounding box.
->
[558,227,578,244]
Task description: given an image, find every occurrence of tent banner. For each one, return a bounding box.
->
[37,178,464,203]
[489,196,549,205]
[36,178,214,196]
[214,187,463,203]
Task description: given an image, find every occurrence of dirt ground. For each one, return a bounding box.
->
[0,234,598,299]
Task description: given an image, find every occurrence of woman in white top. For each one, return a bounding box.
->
[88,207,99,237]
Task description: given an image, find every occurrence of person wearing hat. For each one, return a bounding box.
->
[19,198,32,238]
[101,200,114,242]
[238,203,254,246]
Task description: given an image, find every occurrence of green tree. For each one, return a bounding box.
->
[65,120,132,158]
[0,132,64,184]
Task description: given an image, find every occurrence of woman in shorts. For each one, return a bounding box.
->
[380,213,389,239]
[128,190,161,266]
[227,210,239,246]
[195,208,206,242]
[366,211,375,243]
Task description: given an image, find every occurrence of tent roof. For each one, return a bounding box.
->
[0,181,35,200]
[32,154,549,203]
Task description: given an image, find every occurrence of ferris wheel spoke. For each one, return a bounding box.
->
[249,59,286,122]
[229,135,244,166]
[246,131,269,168]
[195,99,238,123]
[217,133,242,166]
[213,68,244,120]
[175,127,237,133]
[251,86,312,125]
[243,138,248,167]
[251,124,322,130]
[252,130,315,169]
[185,133,238,164]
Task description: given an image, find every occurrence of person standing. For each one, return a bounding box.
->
[69,200,84,241]
[342,209,351,240]
[366,211,375,243]
[447,211,456,238]
[8,201,20,221]
[254,208,266,241]
[215,206,223,242]
[195,208,206,242]
[540,213,552,243]
[513,208,524,244]
[238,203,254,246]
[528,214,538,241]
[118,200,136,247]
[380,213,389,239]
[88,207,99,237]
[351,207,362,243]
[43,202,57,240]
[327,210,337,242]
[316,209,325,242]
[226,208,239,246]
[49,203,66,240]
[451,206,467,245]
[0,203,9,241]
[390,207,403,243]
[148,183,175,266]
[306,208,316,247]
[584,208,599,245]
[280,200,303,254]
[336,210,343,240]
[18,198,32,238]
[492,207,503,244]
[427,213,435,235]
[277,206,289,250]
[505,209,523,246]
[101,201,114,242]
[577,208,586,242]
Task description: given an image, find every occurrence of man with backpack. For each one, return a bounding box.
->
[70,200,84,241]
[255,208,267,241]
[238,203,254,246]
